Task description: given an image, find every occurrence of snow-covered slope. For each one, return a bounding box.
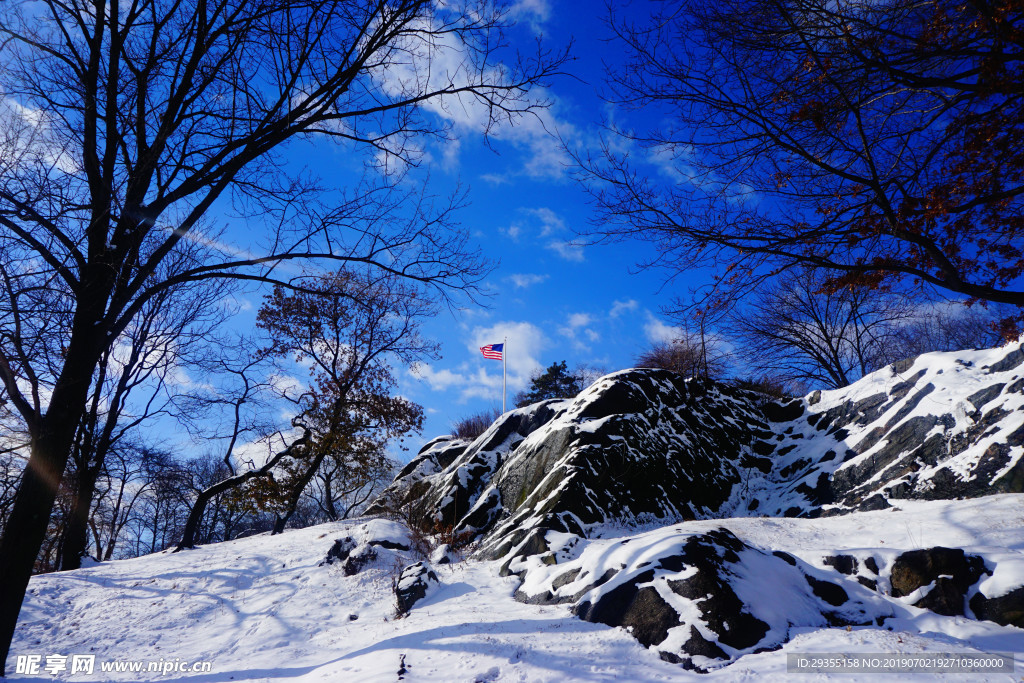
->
[10,496,1024,680]
[12,342,1024,679]
[354,342,1024,669]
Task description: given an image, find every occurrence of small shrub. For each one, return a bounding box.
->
[431,522,476,552]
[377,492,477,562]
[732,375,797,404]
[451,407,502,441]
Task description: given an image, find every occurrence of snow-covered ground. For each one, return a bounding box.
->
[10,495,1024,681]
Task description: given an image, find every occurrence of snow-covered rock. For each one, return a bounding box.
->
[514,525,892,671]
[367,341,1024,669]
[320,519,414,575]
[378,342,1024,558]
[373,369,770,561]
[393,561,439,616]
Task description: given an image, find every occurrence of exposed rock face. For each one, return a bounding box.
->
[758,344,1024,516]
[378,344,1024,554]
[320,519,412,576]
[971,586,1024,628]
[372,370,771,561]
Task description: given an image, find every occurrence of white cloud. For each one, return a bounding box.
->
[610,299,639,318]
[505,224,523,241]
[546,239,585,262]
[480,173,510,186]
[507,273,549,288]
[566,313,592,328]
[410,364,466,392]
[509,0,551,33]
[0,96,78,175]
[643,312,682,344]
[469,321,545,384]
[368,19,572,178]
[527,207,565,237]
[558,312,598,351]
[411,320,546,406]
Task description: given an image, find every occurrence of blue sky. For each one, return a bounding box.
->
[200,1,706,457]
[381,1,702,443]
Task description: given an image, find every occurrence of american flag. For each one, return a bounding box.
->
[480,343,503,361]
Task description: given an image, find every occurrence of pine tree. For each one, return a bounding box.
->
[515,362,585,407]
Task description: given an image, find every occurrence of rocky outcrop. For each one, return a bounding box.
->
[320,519,413,576]
[512,526,891,671]
[889,547,989,616]
[379,344,1024,557]
[371,342,1024,670]
[755,343,1024,516]
[971,586,1024,628]
[372,369,775,562]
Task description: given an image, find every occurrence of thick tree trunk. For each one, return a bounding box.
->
[176,431,308,550]
[58,466,100,571]
[178,487,219,550]
[0,319,102,675]
[0,427,81,674]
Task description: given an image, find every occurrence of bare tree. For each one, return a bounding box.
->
[307,451,396,522]
[728,268,912,389]
[59,272,231,570]
[173,350,287,550]
[875,302,1012,367]
[0,0,567,665]
[579,0,1024,313]
[635,332,729,380]
[254,268,433,535]
[178,267,434,545]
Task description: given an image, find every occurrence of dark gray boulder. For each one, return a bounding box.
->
[971,586,1024,628]
[889,547,989,616]
[394,561,439,616]
[515,527,888,671]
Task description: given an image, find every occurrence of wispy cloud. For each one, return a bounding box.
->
[558,312,599,351]
[507,273,549,288]
[509,0,551,34]
[643,312,682,344]
[369,18,571,178]
[527,207,566,237]
[480,173,511,186]
[546,239,585,262]
[610,299,639,318]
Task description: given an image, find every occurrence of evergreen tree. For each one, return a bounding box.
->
[515,362,585,407]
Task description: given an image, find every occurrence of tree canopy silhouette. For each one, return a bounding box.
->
[0,0,567,669]
[581,0,1024,316]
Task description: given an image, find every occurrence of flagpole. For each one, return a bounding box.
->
[502,336,507,414]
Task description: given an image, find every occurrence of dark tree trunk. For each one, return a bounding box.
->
[58,466,100,571]
[272,451,328,535]
[0,423,83,673]
[178,486,220,550]
[176,431,307,550]
[0,316,103,674]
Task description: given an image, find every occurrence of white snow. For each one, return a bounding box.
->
[10,494,1024,681]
